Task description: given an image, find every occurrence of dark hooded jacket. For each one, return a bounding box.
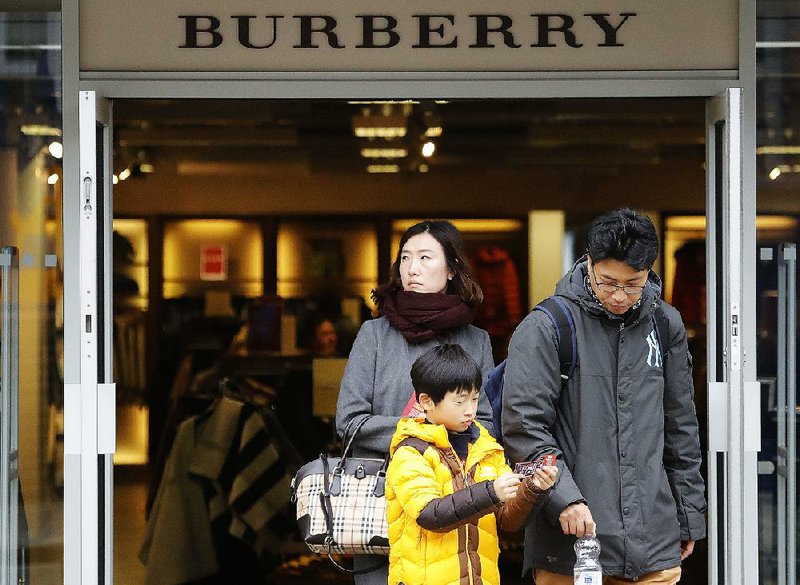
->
[501,259,706,578]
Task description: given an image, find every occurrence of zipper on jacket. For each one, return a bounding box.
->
[465,526,474,585]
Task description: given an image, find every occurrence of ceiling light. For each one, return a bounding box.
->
[418,164,429,173]
[360,147,408,159]
[48,141,63,159]
[424,126,443,138]
[367,164,400,174]
[47,173,59,185]
[352,113,408,138]
[769,167,781,180]
[757,146,800,155]
[118,167,132,181]
[137,162,155,173]
[354,126,407,138]
[20,124,61,137]
[112,174,119,185]
[421,141,436,158]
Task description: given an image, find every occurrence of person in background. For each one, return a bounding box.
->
[306,315,340,356]
[336,219,496,584]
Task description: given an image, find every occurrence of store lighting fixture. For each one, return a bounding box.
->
[47,173,59,185]
[112,174,119,185]
[360,147,408,159]
[118,167,132,181]
[769,167,781,180]
[366,164,401,173]
[352,114,408,138]
[48,141,63,159]
[20,124,61,137]
[757,145,800,155]
[424,126,443,138]
[421,141,436,158]
[418,164,429,173]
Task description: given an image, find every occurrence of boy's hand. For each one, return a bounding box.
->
[525,465,558,494]
[493,473,522,503]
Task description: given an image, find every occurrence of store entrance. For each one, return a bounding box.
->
[104,96,714,584]
[67,89,758,584]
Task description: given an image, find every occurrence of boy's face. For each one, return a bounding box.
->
[420,388,480,432]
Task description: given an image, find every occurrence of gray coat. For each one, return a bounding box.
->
[502,260,706,579]
[336,316,495,459]
[335,316,496,585]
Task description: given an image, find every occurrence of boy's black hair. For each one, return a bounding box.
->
[410,343,483,404]
[587,208,659,271]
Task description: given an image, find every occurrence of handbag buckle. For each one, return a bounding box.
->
[355,464,366,480]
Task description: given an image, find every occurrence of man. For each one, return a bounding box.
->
[502,208,706,584]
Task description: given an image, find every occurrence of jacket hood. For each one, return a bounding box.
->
[555,256,663,323]
[389,418,503,464]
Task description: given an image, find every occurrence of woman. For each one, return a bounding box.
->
[335,220,496,583]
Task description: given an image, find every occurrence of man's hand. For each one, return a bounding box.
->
[559,502,596,537]
[680,540,695,560]
[493,473,523,503]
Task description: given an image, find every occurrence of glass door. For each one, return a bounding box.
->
[755,233,799,585]
[0,247,21,585]
[705,88,761,585]
[63,91,115,585]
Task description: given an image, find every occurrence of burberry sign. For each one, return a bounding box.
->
[79,1,739,73]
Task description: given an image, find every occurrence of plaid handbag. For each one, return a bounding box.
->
[291,416,390,572]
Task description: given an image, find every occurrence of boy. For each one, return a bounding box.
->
[386,343,557,585]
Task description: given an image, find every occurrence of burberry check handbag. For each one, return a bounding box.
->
[291,415,390,573]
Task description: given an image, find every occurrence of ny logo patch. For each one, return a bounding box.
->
[646,329,662,368]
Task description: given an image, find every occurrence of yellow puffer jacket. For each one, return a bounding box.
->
[386,418,512,585]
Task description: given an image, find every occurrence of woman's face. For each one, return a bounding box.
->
[399,232,453,294]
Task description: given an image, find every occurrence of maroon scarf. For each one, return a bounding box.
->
[374,289,474,343]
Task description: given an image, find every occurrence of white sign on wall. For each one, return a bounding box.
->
[79,0,738,73]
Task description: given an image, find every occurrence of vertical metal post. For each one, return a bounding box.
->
[0,247,19,585]
[776,242,797,585]
[784,244,796,585]
[777,248,787,585]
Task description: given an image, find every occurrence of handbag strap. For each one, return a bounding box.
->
[324,547,388,575]
[338,414,371,469]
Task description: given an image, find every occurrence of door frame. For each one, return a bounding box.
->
[60,2,758,585]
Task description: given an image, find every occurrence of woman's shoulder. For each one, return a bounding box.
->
[459,323,491,342]
[357,315,390,335]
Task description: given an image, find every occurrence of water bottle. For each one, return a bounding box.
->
[574,533,603,585]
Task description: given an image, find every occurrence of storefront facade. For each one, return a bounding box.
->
[0,1,780,583]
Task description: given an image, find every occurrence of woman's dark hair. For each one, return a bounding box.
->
[372,220,483,307]
[587,208,659,271]
[410,343,483,404]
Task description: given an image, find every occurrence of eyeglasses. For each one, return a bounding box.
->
[590,264,646,295]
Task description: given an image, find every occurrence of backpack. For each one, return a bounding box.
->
[484,296,670,442]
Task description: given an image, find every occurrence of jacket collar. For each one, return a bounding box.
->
[389,418,502,467]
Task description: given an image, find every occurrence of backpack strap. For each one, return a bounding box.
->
[652,306,670,370]
[395,437,430,457]
[534,296,578,380]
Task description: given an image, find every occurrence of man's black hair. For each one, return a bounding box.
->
[410,343,482,404]
[587,208,659,271]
